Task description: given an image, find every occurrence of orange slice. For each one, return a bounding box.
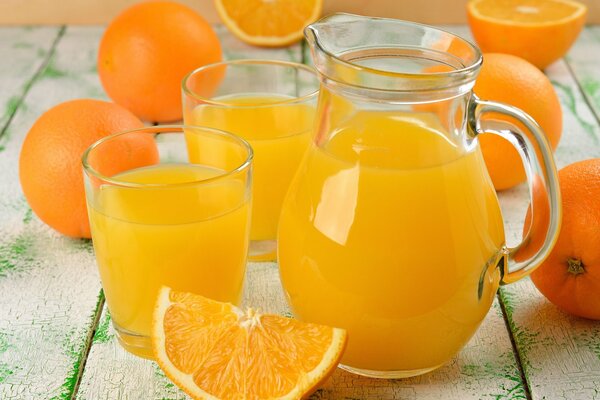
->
[153,287,347,399]
[215,0,323,47]
[467,0,587,69]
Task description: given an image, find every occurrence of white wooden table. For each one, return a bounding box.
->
[0,24,599,400]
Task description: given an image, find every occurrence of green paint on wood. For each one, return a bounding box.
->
[0,363,13,384]
[41,57,68,79]
[1,96,22,142]
[12,42,34,49]
[574,328,600,361]
[83,85,107,100]
[2,96,21,123]
[92,312,112,344]
[0,232,35,277]
[50,330,84,400]
[0,332,14,384]
[22,207,33,224]
[53,292,105,398]
[581,77,600,107]
[284,47,298,62]
[153,363,177,391]
[551,80,598,143]
[0,332,9,353]
[582,78,600,96]
[460,351,526,399]
[499,288,552,377]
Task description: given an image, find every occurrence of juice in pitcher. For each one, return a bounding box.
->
[278,111,506,374]
[283,13,562,379]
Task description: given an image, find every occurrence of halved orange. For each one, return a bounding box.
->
[153,287,347,399]
[467,0,587,69]
[215,0,323,47]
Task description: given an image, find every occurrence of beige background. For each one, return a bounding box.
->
[0,0,598,25]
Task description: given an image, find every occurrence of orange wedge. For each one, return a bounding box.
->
[467,0,587,69]
[152,287,347,399]
[215,0,323,47]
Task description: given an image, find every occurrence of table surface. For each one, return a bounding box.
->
[0,24,599,400]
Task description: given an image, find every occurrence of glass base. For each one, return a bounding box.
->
[113,323,154,360]
[339,362,444,379]
[248,239,277,262]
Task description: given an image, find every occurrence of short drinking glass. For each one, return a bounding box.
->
[82,125,253,359]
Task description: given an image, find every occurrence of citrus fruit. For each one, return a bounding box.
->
[467,0,587,69]
[526,159,600,320]
[19,99,158,238]
[474,53,562,190]
[153,287,347,399]
[215,0,323,47]
[98,1,222,122]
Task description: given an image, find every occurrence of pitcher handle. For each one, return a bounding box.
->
[468,95,562,285]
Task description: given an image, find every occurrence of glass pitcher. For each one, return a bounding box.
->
[277,14,561,379]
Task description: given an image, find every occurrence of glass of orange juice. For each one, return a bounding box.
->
[182,60,318,261]
[82,125,253,359]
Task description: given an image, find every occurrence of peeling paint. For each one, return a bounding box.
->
[92,312,112,344]
[551,79,598,143]
[0,232,35,277]
[1,96,21,126]
[41,57,68,79]
[22,207,33,224]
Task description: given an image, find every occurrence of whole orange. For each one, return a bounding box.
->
[527,159,600,320]
[19,99,158,238]
[98,1,222,122]
[475,53,562,190]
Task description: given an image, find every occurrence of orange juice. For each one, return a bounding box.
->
[186,95,315,244]
[87,163,250,358]
[278,111,505,373]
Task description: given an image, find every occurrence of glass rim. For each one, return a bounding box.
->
[182,59,320,107]
[82,125,253,189]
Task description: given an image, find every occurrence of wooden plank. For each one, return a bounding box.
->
[499,280,600,400]
[214,25,302,62]
[447,25,600,399]
[0,27,107,399]
[78,263,525,400]
[565,26,600,124]
[78,26,524,400]
[0,27,62,134]
[500,58,600,400]
[2,0,600,25]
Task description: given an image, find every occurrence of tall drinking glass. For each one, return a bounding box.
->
[83,126,253,359]
[183,60,318,260]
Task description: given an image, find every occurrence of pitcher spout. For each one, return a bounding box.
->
[304,13,482,102]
